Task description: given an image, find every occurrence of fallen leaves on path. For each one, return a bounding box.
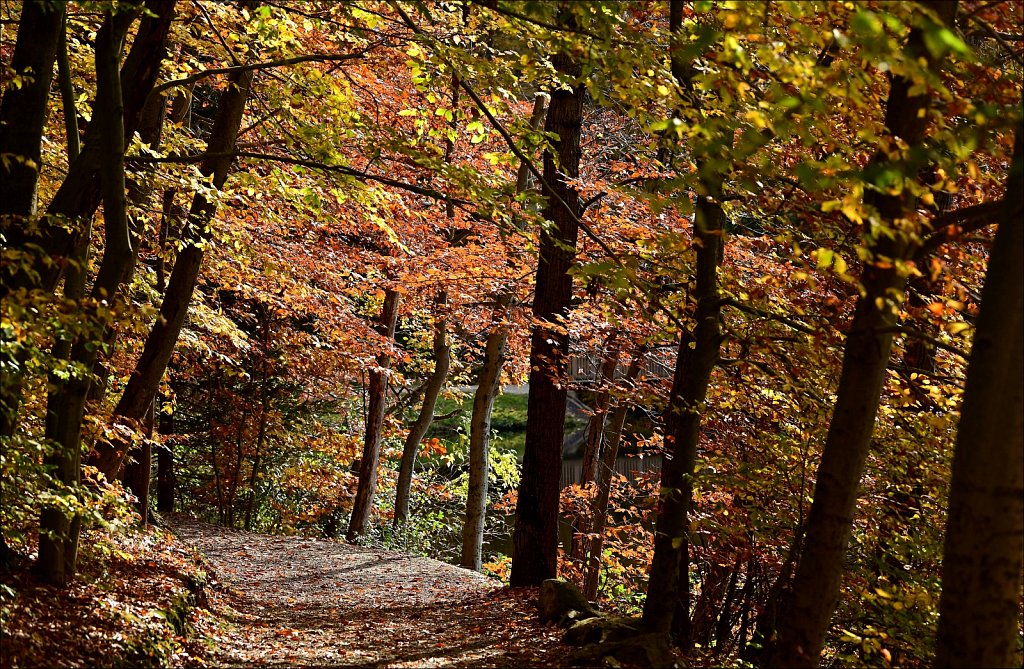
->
[165,514,573,668]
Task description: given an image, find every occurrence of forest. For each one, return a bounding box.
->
[0,1,1021,667]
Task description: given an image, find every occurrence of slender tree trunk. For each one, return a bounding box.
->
[579,337,620,487]
[762,4,957,665]
[0,0,66,440]
[461,93,548,572]
[395,291,450,525]
[88,70,254,479]
[934,125,1023,669]
[510,40,584,587]
[569,336,619,563]
[37,8,139,586]
[460,293,512,570]
[1,0,176,452]
[347,289,401,541]
[583,352,643,600]
[641,0,726,646]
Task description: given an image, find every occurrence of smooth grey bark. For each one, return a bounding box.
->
[761,3,958,666]
[88,70,254,479]
[460,93,548,571]
[347,289,401,541]
[459,293,513,571]
[583,352,643,600]
[394,292,451,525]
[933,125,1023,669]
[510,42,584,587]
[37,8,138,586]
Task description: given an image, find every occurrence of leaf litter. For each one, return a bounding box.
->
[164,513,572,668]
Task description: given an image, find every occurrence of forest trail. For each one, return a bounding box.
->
[164,514,569,668]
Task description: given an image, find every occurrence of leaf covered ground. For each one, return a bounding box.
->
[2,514,575,668]
[164,513,571,667]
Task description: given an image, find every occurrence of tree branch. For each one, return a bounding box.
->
[914,200,1001,259]
[151,50,374,95]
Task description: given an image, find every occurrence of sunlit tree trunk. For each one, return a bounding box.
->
[461,92,547,571]
[347,289,401,541]
[395,291,450,525]
[761,3,957,665]
[934,125,1023,669]
[510,35,584,587]
[460,294,512,570]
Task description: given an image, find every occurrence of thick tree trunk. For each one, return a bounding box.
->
[510,45,584,587]
[37,9,138,586]
[641,0,725,646]
[761,4,956,666]
[583,352,643,600]
[460,294,512,571]
[395,292,450,525]
[934,126,1023,669]
[347,289,401,541]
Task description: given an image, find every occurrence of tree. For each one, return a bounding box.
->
[642,0,728,645]
[510,19,585,587]
[934,124,1023,669]
[348,288,401,542]
[37,6,141,586]
[760,3,960,665]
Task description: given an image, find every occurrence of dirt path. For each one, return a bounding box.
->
[164,514,569,668]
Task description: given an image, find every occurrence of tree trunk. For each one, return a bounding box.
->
[461,93,547,572]
[460,293,512,571]
[0,0,175,449]
[570,336,619,564]
[761,4,957,665]
[641,0,726,646]
[0,0,65,221]
[37,8,138,586]
[88,70,254,479]
[395,291,450,525]
[583,352,643,600]
[510,42,584,587]
[933,125,1023,669]
[0,0,66,439]
[347,289,401,541]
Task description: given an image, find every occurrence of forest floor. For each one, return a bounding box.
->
[164,513,572,668]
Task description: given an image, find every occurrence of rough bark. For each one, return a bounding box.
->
[761,3,957,665]
[37,8,138,586]
[510,43,584,587]
[88,70,254,479]
[347,289,401,541]
[641,0,725,646]
[933,125,1023,669]
[394,292,450,525]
